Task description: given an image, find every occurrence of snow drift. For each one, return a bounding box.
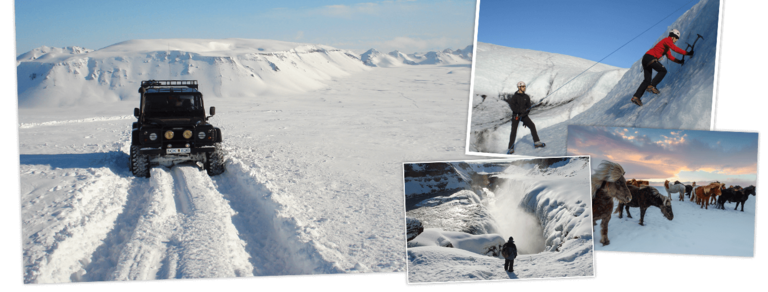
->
[408,229,505,257]
[469,0,719,156]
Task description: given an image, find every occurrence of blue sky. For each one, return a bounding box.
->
[14,0,476,55]
[477,0,701,68]
[566,125,758,187]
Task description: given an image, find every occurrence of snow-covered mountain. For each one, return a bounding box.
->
[469,0,719,155]
[16,39,371,107]
[16,45,94,66]
[406,157,594,282]
[17,40,472,107]
[361,45,472,67]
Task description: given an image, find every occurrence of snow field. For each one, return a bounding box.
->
[595,186,754,256]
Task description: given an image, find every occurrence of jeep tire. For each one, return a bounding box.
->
[205,143,226,176]
[131,145,150,178]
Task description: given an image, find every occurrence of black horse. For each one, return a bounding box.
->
[717,185,756,212]
[615,185,674,226]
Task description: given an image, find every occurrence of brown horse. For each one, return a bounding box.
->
[626,179,650,187]
[710,183,726,205]
[592,161,632,246]
[695,182,724,209]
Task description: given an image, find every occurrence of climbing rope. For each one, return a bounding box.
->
[533,0,697,108]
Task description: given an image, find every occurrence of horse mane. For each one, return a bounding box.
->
[702,183,716,192]
[641,185,670,206]
[664,180,670,189]
[592,161,625,198]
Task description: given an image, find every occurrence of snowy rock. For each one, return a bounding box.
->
[408,190,500,235]
[406,217,424,241]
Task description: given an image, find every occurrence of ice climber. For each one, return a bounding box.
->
[631,29,694,106]
[504,81,545,154]
[502,237,518,272]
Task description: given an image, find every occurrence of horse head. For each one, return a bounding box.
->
[710,183,724,196]
[745,185,756,196]
[649,187,674,220]
[592,161,632,203]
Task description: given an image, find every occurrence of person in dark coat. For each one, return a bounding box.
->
[504,81,544,154]
[631,29,693,106]
[502,236,518,272]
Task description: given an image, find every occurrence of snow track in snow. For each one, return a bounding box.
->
[22,152,137,283]
[211,157,342,275]
[167,166,253,279]
[107,169,178,281]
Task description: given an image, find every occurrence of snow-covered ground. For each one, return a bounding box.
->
[405,158,594,282]
[596,186,754,256]
[18,39,479,283]
[468,0,719,156]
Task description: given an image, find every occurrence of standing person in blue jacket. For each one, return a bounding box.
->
[630,29,693,106]
[503,81,545,154]
[502,236,518,272]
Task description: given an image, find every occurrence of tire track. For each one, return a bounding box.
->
[106,168,179,281]
[23,154,145,283]
[165,166,253,279]
[212,157,343,275]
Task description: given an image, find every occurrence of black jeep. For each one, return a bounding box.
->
[130,80,225,177]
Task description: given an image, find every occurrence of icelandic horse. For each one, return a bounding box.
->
[735,185,756,212]
[695,182,724,209]
[665,180,686,201]
[615,185,674,225]
[592,161,632,246]
[709,183,726,205]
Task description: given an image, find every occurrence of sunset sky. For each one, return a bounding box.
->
[566,125,758,187]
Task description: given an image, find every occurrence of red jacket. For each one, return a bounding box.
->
[646,37,687,61]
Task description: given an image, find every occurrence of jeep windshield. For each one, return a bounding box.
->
[143,94,204,118]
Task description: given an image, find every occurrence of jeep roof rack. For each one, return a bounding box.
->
[141,80,198,89]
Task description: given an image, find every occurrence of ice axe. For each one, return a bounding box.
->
[680,33,704,66]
